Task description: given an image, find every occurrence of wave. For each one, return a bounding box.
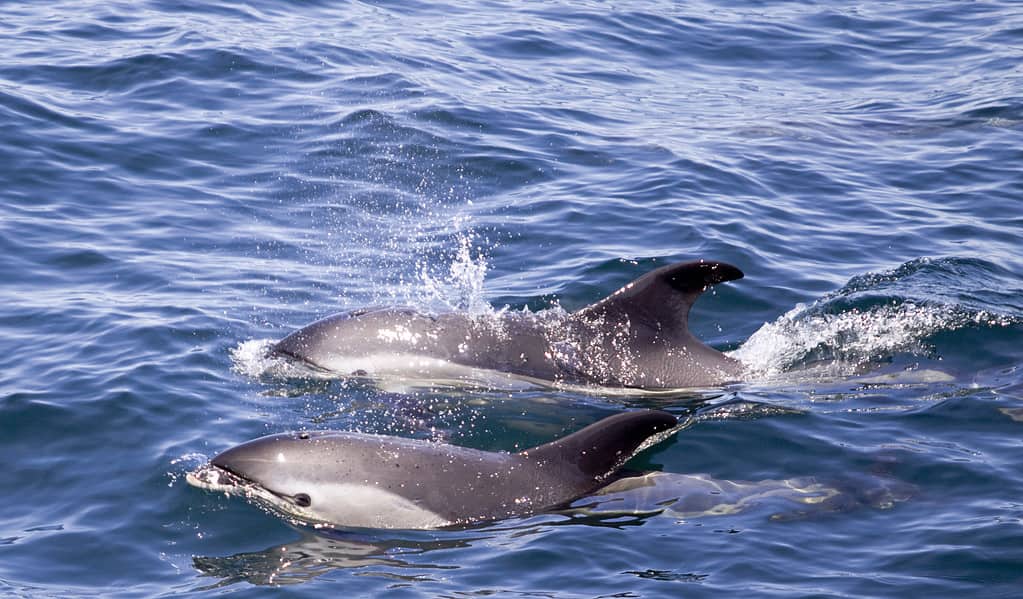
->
[731,257,1021,380]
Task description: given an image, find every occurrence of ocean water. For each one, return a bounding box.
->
[2,0,1022,596]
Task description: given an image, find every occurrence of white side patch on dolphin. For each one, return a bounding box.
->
[302,483,452,530]
[187,465,451,529]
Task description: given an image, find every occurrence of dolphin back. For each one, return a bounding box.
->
[521,410,678,480]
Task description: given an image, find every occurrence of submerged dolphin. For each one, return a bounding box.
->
[187,410,678,529]
[272,260,745,389]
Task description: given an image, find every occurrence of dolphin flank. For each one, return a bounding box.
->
[186,410,679,529]
[271,259,745,389]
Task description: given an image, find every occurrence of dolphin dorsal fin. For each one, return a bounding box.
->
[521,410,678,479]
[574,260,743,339]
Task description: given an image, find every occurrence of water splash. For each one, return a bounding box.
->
[167,452,212,488]
[416,226,497,317]
[730,258,1020,380]
[230,339,279,378]
[731,302,944,377]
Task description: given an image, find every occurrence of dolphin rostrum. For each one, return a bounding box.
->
[271,260,745,390]
[187,410,679,529]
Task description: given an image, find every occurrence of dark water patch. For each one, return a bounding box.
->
[150,0,273,21]
[0,87,109,135]
[4,49,303,97]
[43,248,115,271]
[471,28,585,62]
[840,257,1022,315]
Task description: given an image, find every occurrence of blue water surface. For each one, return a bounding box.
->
[2,0,1023,596]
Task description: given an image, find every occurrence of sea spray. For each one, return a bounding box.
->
[416,224,499,317]
[731,258,1020,380]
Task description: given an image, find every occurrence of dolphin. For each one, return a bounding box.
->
[186,410,678,529]
[271,260,745,389]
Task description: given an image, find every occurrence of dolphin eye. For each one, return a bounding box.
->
[293,493,312,507]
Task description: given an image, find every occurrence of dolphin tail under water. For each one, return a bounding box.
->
[187,409,680,529]
[269,259,745,390]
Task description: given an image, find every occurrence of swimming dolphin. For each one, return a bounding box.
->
[187,410,678,529]
[271,260,745,389]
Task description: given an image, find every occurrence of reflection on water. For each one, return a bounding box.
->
[192,529,472,587]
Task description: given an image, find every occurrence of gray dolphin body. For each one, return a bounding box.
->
[272,260,745,389]
[187,410,678,529]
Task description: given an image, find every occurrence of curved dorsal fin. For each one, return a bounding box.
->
[521,410,678,479]
[574,260,743,339]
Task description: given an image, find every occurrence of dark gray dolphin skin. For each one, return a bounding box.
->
[272,260,745,389]
[187,410,678,529]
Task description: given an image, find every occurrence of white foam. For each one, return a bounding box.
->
[230,338,332,380]
[729,301,975,380]
[229,338,281,378]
